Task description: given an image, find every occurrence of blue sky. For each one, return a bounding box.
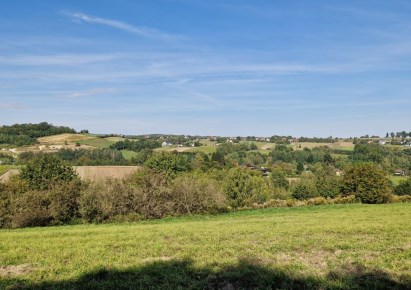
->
[1,0,410,137]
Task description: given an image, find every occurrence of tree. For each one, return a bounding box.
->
[296,162,304,174]
[19,154,77,190]
[340,162,392,204]
[270,169,289,190]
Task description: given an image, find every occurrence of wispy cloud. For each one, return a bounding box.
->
[67,12,183,42]
[66,88,115,99]
[0,102,30,110]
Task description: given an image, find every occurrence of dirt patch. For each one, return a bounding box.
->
[0,264,32,277]
[0,169,20,183]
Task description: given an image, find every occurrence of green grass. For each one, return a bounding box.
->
[1,203,410,289]
[0,165,20,176]
[389,176,409,186]
[121,150,138,160]
[78,138,116,148]
[187,146,216,154]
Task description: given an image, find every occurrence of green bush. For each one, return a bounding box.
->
[394,178,411,196]
[223,167,270,207]
[170,173,227,215]
[270,169,289,190]
[314,169,341,198]
[340,162,392,204]
[291,177,318,200]
[20,154,77,190]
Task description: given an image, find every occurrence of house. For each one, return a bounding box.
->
[394,169,406,176]
[161,141,172,147]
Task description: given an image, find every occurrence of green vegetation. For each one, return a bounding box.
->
[341,163,392,204]
[78,138,116,148]
[0,204,410,289]
[0,122,76,146]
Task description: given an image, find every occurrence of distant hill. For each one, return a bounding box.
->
[0,122,77,146]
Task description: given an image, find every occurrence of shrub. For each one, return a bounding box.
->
[270,169,289,190]
[340,162,392,204]
[10,190,52,228]
[223,167,270,207]
[314,169,341,198]
[291,177,318,200]
[20,154,77,190]
[79,178,135,222]
[394,178,411,196]
[170,173,227,215]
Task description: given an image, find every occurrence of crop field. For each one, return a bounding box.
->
[77,138,117,148]
[294,141,354,151]
[37,134,94,145]
[73,166,142,181]
[0,203,410,289]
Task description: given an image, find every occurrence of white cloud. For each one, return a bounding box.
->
[66,88,115,98]
[67,12,183,42]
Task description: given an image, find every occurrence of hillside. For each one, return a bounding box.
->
[1,203,410,289]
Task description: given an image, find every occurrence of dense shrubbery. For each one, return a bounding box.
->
[109,139,161,152]
[394,178,411,196]
[341,163,392,204]
[1,146,411,228]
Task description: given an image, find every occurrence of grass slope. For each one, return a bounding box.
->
[0,204,410,289]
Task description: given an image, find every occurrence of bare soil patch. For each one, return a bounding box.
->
[0,264,32,277]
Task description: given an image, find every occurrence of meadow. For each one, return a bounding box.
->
[1,203,410,289]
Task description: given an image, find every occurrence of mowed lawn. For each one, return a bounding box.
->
[1,204,410,289]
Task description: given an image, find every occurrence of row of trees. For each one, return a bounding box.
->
[0,122,76,146]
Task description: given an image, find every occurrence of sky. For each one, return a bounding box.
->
[1,0,410,137]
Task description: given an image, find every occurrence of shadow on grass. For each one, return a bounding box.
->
[2,259,410,290]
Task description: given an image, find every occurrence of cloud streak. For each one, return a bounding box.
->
[67,12,182,42]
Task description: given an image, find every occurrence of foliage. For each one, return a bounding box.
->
[270,169,289,190]
[0,122,76,146]
[223,167,270,207]
[394,178,411,196]
[20,154,78,190]
[109,139,161,152]
[291,176,319,200]
[79,170,227,222]
[341,162,392,204]
[144,151,191,179]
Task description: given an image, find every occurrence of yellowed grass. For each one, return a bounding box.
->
[38,134,94,145]
[73,166,142,181]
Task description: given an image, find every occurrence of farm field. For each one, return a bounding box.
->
[77,138,117,149]
[293,141,354,151]
[0,203,410,289]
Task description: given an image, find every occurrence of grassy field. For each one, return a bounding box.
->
[0,203,410,289]
[389,176,409,186]
[121,150,138,160]
[293,142,354,151]
[77,138,116,148]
